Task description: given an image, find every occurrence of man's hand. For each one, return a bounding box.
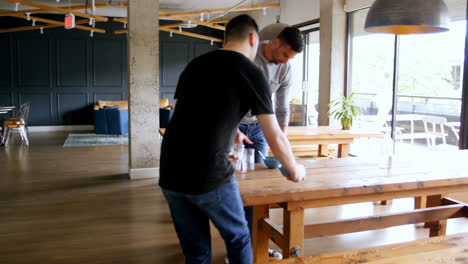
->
[235,129,253,145]
[287,164,306,182]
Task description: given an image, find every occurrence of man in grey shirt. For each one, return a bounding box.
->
[236,27,304,163]
[235,26,304,261]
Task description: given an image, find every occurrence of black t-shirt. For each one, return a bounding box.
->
[159,50,273,194]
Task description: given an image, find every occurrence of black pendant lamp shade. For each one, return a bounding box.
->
[364,0,450,35]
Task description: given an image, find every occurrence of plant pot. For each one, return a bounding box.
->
[342,119,351,130]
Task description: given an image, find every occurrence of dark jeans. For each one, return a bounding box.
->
[238,123,268,163]
[162,176,252,264]
[239,123,268,241]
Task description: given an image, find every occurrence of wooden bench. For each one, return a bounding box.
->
[267,232,468,264]
[269,144,338,158]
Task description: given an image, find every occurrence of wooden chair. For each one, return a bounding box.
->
[3,102,30,146]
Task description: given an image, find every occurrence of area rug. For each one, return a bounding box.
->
[63,133,128,147]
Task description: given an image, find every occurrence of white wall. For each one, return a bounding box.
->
[279,0,320,25]
[246,0,320,29]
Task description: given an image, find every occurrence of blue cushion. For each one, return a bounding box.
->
[106,109,128,135]
[94,109,108,134]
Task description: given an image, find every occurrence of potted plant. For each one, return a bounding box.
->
[328,92,360,130]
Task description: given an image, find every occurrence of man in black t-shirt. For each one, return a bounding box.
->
[159,15,305,264]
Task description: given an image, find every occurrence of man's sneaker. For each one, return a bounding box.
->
[269,249,283,260]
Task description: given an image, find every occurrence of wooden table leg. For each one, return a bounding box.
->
[282,207,304,259]
[252,205,269,264]
[318,144,328,157]
[337,143,349,158]
[414,196,427,209]
[424,194,447,237]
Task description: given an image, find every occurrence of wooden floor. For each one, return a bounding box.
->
[1,132,468,264]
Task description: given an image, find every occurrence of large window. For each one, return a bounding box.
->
[348,4,466,157]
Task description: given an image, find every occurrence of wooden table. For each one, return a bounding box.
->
[237,150,468,263]
[285,126,383,157]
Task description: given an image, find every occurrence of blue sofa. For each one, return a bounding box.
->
[94,104,128,135]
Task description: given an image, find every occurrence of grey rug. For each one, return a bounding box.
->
[63,133,128,147]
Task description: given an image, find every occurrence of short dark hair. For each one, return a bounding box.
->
[225,14,259,42]
[277,27,304,53]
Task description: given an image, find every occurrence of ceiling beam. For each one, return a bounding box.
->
[116,2,279,19]
[114,28,223,43]
[159,3,280,18]
[0,19,89,33]
[1,0,108,22]
[13,14,105,33]
[160,28,223,42]
[0,3,109,17]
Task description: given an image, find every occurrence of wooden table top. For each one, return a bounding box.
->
[238,150,468,206]
[286,126,384,140]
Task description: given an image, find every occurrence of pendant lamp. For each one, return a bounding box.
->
[259,21,289,41]
[364,0,450,35]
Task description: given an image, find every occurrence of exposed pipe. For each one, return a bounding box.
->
[207,0,248,22]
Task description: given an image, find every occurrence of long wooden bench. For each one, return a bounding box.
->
[266,232,468,264]
[269,144,338,158]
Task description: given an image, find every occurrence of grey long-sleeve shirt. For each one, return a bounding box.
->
[240,42,292,126]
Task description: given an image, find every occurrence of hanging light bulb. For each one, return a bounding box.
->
[178,26,182,32]
[210,40,213,45]
[200,13,204,22]
[169,31,173,37]
[89,17,95,27]
[364,0,450,35]
[40,27,44,34]
[32,20,36,26]
[123,22,127,29]
[26,13,30,21]
[90,30,94,37]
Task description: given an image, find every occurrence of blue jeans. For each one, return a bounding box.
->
[162,176,252,264]
[238,123,268,163]
[239,123,268,242]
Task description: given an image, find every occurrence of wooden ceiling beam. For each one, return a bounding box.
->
[116,2,279,19]
[13,14,105,33]
[1,0,108,22]
[114,18,225,31]
[0,3,109,17]
[0,19,89,33]
[159,3,280,18]
[160,28,223,42]
[169,15,225,30]
[114,29,127,34]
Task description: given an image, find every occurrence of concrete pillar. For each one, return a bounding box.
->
[318,0,347,126]
[127,0,160,179]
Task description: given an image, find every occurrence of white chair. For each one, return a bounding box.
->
[421,115,448,148]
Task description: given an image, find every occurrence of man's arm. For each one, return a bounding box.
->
[257,114,305,182]
[275,67,292,134]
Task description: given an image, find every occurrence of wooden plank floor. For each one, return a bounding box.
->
[1,132,468,264]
